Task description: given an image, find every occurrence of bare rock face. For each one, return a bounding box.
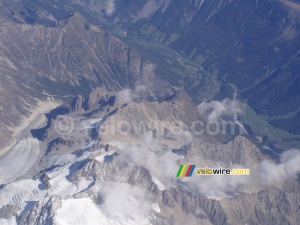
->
[188,136,266,167]
[0,204,20,220]
[0,1,299,224]
[0,13,174,150]
[17,166,300,225]
[17,174,299,225]
[18,196,61,225]
[0,88,298,225]
[152,187,300,225]
[70,95,84,112]
[221,189,300,225]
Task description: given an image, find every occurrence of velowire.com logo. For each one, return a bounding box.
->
[176,165,196,177]
[176,165,250,177]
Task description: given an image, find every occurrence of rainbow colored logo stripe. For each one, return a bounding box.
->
[176,165,196,177]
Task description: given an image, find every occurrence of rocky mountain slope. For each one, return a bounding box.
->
[0,88,299,225]
[2,0,299,150]
[0,1,299,224]
[0,12,175,151]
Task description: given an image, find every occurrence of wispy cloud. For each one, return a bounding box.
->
[277,0,300,13]
[105,0,115,16]
[257,149,300,187]
[100,182,151,224]
[198,99,244,122]
[119,131,184,189]
[187,149,300,199]
[116,89,133,105]
[115,84,149,105]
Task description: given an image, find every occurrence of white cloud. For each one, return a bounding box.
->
[115,84,150,105]
[116,89,133,105]
[277,0,300,13]
[187,171,250,199]
[100,182,151,224]
[134,85,148,96]
[198,99,244,122]
[108,105,299,199]
[187,149,300,199]
[257,149,300,187]
[122,131,183,189]
[112,92,299,200]
[142,63,157,75]
[105,0,115,16]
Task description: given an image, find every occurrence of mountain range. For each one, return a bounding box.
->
[0,0,299,224]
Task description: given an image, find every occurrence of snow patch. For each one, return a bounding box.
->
[0,138,41,184]
[46,154,77,168]
[151,203,160,213]
[56,198,104,225]
[108,141,129,149]
[76,178,93,193]
[152,177,166,191]
[56,198,152,225]
[2,99,60,156]
[95,151,115,163]
[0,179,46,210]
[47,166,77,197]
[0,218,17,225]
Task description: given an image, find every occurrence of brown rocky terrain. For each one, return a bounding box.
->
[0,13,174,151]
